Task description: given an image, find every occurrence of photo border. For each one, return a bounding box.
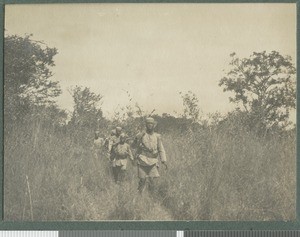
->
[0,0,298,230]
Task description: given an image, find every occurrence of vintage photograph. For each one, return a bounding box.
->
[4,3,296,221]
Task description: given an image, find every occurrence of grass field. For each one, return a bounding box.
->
[4,117,296,221]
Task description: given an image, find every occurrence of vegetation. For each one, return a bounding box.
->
[4,35,296,221]
[219,51,296,132]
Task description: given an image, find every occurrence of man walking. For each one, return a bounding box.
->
[104,129,116,154]
[104,127,122,153]
[93,130,105,160]
[110,133,134,183]
[133,117,167,193]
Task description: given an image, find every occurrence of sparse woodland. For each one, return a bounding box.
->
[4,35,296,221]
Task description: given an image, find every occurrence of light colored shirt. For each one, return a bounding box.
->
[93,137,104,149]
[135,132,167,166]
[105,135,120,152]
[112,143,134,167]
[114,143,133,159]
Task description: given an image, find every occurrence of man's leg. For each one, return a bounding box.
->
[112,167,119,183]
[116,166,123,183]
[148,177,158,194]
[148,164,160,195]
[98,150,102,160]
[137,165,147,193]
[148,177,154,191]
[138,178,147,193]
[93,150,99,168]
[119,165,126,182]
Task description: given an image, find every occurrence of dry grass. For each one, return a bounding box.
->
[4,119,296,221]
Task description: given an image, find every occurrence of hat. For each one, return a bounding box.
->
[145,117,155,124]
[119,133,127,138]
[116,127,122,132]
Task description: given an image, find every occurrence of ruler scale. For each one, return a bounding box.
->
[60,231,176,237]
[0,231,300,237]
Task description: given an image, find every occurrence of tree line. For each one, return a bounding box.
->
[4,34,296,140]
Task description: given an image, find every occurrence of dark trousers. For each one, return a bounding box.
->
[138,177,157,194]
[112,166,126,183]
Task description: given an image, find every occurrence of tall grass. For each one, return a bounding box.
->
[4,116,296,221]
[159,126,295,220]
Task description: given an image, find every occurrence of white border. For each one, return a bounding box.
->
[0,232,58,237]
[176,231,184,237]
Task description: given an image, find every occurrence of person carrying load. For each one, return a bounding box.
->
[133,117,167,193]
[110,132,134,183]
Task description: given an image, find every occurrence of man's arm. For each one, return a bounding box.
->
[131,132,144,150]
[157,134,166,163]
[110,144,116,161]
[127,144,134,161]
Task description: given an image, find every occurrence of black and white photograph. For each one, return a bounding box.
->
[4,3,296,221]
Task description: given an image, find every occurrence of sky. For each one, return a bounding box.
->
[5,3,297,119]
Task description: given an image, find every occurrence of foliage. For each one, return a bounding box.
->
[4,34,61,122]
[219,51,296,129]
[70,86,103,126]
[4,109,296,221]
[69,86,105,145]
[3,35,296,221]
[179,91,202,124]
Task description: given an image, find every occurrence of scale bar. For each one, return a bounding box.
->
[0,231,58,237]
[59,231,176,237]
[0,231,299,237]
[184,231,300,237]
[177,231,184,237]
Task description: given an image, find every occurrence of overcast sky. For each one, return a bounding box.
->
[5,3,296,119]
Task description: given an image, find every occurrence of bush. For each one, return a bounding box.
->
[4,113,295,221]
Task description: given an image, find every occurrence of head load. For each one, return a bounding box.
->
[94,130,100,139]
[111,129,116,136]
[145,117,157,130]
[120,132,128,138]
[145,117,155,124]
[115,126,122,136]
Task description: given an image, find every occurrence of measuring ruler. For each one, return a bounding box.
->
[0,231,299,237]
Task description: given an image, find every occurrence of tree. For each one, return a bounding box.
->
[219,51,296,129]
[69,86,104,144]
[4,34,61,121]
[179,91,201,123]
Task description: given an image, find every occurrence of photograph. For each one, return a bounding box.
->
[3,3,296,221]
